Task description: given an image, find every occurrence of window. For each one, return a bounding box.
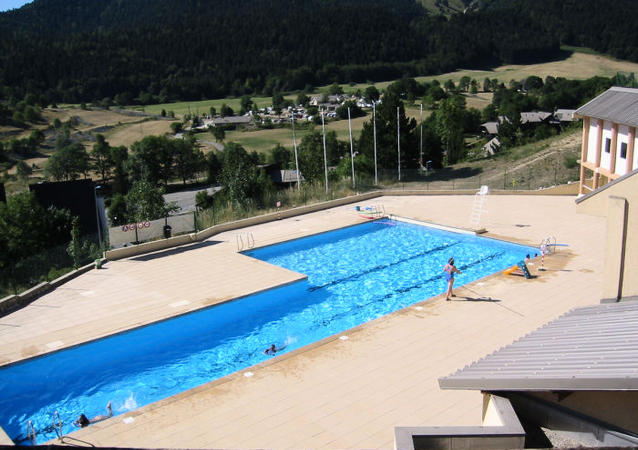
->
[604,138,611,153]
[620,142,627,159]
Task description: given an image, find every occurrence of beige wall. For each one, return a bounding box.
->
[577,172,638,300]
[533,391,638,434]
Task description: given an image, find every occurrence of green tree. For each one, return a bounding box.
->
[0,192,71,293]
[195,190,214,210]
[170,122,183,134]
[364,85,380,102]
[206,151,222,184]
[220,103,234,117]
[128,135,174,186]
[28,129,44,151]
[16,161,32,179]
[125,180,178,222]
[483,77,492,92]
[219,142,259,209]
[173,137,205,184]
[459,76,471,92]
[336,101,365,120]
[44,137,90,181]
[213,127,225,142]
[328,83,343,95]
[108,193,128,225]
[110,145,129,194]
[358,90,417,176]
[434,96,465,165]
[296,93,310,107]
[240,95,253,114]
[298,131,327,183]
[91,134,113,183]
[66,216,84,268]
[272,92,284,114]
[269,144,291,168]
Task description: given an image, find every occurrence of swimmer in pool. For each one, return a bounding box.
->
[263,343,287,356]
[74,401,113,428]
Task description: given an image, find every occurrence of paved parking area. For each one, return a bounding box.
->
[0,194,605,448]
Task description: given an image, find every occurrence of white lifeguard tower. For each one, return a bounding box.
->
[469,185,489,229]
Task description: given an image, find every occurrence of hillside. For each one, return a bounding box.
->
[0,0,590,105]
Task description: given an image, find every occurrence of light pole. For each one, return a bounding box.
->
[373,101,378,185]
[291,116,301,190]
[94,185,102,245]
[321,108,329,193]
[348,107,355,189]
[397,106,401,182]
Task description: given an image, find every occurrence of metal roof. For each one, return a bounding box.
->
[520,111,552,124]
[439,301,638,391]
[575,87,638,127]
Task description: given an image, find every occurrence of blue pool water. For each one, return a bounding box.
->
[0,219,536,444]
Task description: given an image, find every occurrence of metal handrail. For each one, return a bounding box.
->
[52,411,64,440]
[26,420,37,445]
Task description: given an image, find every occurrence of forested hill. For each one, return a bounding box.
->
[0,0,637,105]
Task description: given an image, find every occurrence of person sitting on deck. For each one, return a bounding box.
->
[74,402,113,428]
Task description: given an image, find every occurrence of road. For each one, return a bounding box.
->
[163,186,221,213]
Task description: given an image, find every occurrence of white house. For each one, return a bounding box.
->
[574,87,638,194]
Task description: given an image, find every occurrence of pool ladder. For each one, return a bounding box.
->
[236,232,255,251]
[540,235,557,253]
[26,420,37,445]
[52,410,64,441]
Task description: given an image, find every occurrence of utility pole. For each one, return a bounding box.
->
[397,106,401,181]
[420,104,424,166]
[321,108,329,193]
[292,116,300,190]
[348,107,355,189]
[373,101,378,185]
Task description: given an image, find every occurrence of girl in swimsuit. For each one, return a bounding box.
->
[443,258,461,301]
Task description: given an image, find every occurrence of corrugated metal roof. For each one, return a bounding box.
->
[439,301,638,391]
[575,87,638,127]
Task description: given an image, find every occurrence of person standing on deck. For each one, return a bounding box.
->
[443,258,461,301]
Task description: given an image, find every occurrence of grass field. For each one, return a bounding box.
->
[140,95,297,117]
[197,115,370,154]
[101,119,175,148]
[341,51,638,94]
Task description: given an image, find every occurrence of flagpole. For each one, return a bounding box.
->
[348,107,355,189]
[397,106,401,181]
[419,103,423,167]
[321,108,329,193]
[292,115,300,190]
[373,101,378,185]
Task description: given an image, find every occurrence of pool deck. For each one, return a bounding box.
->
[0,194,605,448]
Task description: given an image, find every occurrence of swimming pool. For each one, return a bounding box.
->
[0,218,536,444]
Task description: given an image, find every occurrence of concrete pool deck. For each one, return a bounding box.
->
[0,194,605,448]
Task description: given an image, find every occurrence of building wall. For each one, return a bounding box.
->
[600,121,613,170]
[586,119,598,163]
[584,117,638,176]
[576,171,638,300]
[616,125,630,176]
